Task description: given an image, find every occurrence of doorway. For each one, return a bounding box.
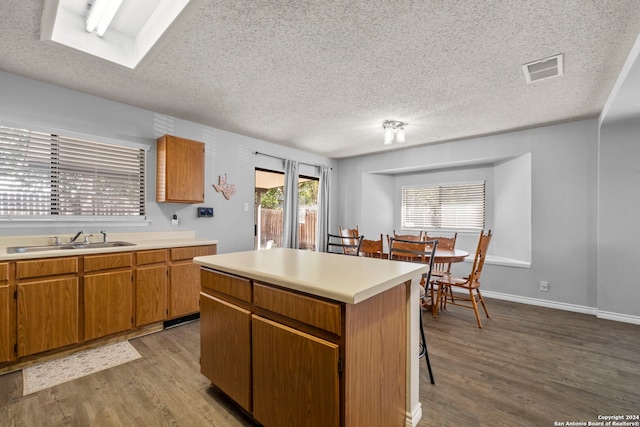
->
[254,168,319,250]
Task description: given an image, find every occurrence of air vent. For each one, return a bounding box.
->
[523,54,563,83]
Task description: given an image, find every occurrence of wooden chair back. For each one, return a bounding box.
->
[392,230,423,241]
[326,232,363,256]
[360,234,384,258]
[469,230,492,284]
[339,226,360,254]
[425,233,457,275]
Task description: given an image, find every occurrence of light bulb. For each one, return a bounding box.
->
[396,128,405,143]
[384,127,394,145]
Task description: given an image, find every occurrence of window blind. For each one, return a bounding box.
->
[0,125,146,217]
[401,182,485,229]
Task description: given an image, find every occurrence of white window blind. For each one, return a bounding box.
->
[401,182,485,229]
[0,125,146,217]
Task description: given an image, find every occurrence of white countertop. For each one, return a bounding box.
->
[194,248,427,304]
[0,231,217,261]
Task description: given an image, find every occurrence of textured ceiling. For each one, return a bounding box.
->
[2,1,640,159]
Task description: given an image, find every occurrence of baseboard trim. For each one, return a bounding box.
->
[481,290,598,315]
[596,310,640,325]
[480,291,640,325]
[406,403,422,427]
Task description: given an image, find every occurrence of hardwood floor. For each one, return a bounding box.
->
[1,298,638,426]
[419,298,640,427]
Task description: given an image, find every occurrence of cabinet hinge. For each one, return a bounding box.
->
[338,357,343,374]
[14,290,18,299]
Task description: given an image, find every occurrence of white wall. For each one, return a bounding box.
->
[337,120,599,311]
[0,71,337,254]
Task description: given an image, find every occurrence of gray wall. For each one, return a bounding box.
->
[0,71,337,254]
[337,120,600,313]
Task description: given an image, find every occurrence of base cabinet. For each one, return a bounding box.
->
[135,249,169,327]
[84,270,133,341]
[0,263,11,362]
[16,257,79,358]
[17,277,79,357]
[169,245,216,318]
[200,268,406,427]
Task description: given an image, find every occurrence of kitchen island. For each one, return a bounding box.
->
[194,248,427,427]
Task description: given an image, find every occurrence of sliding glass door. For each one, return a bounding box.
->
[254,169,318,250]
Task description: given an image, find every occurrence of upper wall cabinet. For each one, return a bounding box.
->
[156,135,205,203]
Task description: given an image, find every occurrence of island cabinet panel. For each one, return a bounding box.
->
[0,263,12,362]
[200,293,252,412]
[169,245,216,319]
[201,269,251,303]
[254,283,341,336]
[252,315,340,427]
[17,277,79,357]
[156,134,205,203]
[200,263,409,427]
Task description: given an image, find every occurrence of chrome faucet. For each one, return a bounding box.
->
[100,230,108,243]
[69,230,84,243]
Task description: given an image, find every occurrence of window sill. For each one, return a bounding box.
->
[461,255,530,268]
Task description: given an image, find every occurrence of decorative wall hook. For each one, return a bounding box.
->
[213,174,236,200]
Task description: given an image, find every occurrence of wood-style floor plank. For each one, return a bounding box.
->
[1,298,638,426]
[418,298,640,427]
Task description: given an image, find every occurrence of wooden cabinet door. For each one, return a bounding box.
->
[201,293,252,412]
[17,277,79,357]
[252,315,340,427]
[156,135,204,203]
[169,262,200,318]
[0,283,11,362]
[136,265,168,326]
[84,271,133,341]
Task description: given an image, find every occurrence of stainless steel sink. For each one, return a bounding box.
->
[7,241,136,253]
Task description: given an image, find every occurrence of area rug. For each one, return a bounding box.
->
[22,341,142,395]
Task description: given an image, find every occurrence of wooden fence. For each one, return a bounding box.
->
[259,208,317,250]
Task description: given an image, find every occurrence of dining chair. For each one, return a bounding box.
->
[339,226,360,255]
[326,232,363,256]
[359,234,384,258]
[388,236,438,384]
[424,233,457,314]
[434,230,492,328]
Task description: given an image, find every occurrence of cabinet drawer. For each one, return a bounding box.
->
[17,257,78,279]
[201,269,251,303]
[171,245,216,261]
[136,249,168,265]
[254,283,342,336]
[0,263,7,281]
[84,253,133,272]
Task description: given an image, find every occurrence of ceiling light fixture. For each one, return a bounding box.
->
[382,120,406,145]
[85,0,123,37]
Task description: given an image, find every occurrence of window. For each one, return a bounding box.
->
[0,125,146,218]
[401,182,485,230]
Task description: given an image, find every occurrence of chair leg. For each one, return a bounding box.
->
[477,290,490,318]
[469,289,483,328]
[419,310,435,384]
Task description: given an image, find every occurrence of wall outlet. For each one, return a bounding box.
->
[171,214,179,226]
[539,280,549,292]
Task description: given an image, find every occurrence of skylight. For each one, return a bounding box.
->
[40,0,198,69]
